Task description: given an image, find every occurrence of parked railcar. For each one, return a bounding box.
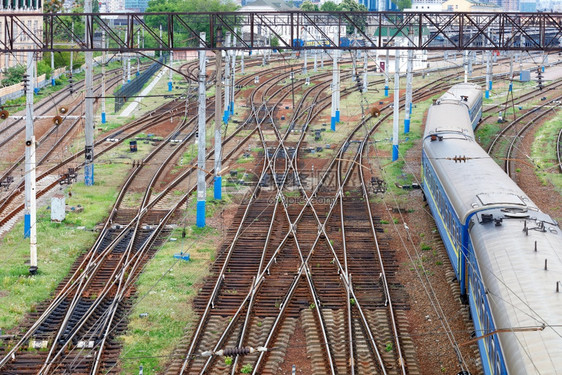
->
[422,84,562,374]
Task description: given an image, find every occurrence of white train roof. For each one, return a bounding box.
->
[423,102,542,224]
[438,83,482,110]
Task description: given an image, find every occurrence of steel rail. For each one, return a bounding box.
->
[557,127,562,173]
[0,58,267,371]
[487,95,562,163]
[505,96,562,177]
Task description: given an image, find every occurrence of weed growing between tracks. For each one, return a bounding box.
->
[531,113,562,194]
[119,198,232,374]
[0,160,130,331]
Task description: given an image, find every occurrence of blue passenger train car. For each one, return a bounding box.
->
[422,83,562,374]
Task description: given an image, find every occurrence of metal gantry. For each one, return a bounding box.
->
[0,12,561,53]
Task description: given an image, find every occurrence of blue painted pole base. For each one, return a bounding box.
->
[136,71,140,76]
[485,90,490,99]
[101,112,106,124]
[127,79,131,83]
[230,101,234,115]
[330,116,336,131]
[542,66,545,73]
[84,164,94,186]
[392,144,399,161]
[196,200,206,228]
[214,176,222,200]
[335,110,340,123]
[508,83,513,92]
[384,86,389,97]
[33,88,39,95]
[404,118,410,134]
[24,213,30,238]
[51,78,56,86]
[168,81,173,91]
[223,110,229,124]
[173,253,190,261]
[489,81,493,91]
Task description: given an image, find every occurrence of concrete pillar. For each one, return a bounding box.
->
[214,32,224,201]
[362,50,368,93]
[70,23,74,74]
[127,55,131,83]
[137,30,140,76]
[405,48,413,134]
[50,52,55,86]
[223,32,231,125]
[101,30,106,124]
[230,29,236,115]
[392,52,400,162]
[168,51,173,91]
[84,0,94,186]
[24,52,35,243]
[331,50,336,131]
[485,50,492,99]
[384,49,389,96]
[197,33,207,227]
[302,27,307,75]
[464,50,468,83]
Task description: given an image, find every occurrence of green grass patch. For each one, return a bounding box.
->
[530,114,562,203]
[0,159,130,331]
[118,212,227,374]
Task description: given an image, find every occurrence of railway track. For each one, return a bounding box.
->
[168,56,459,375]
[0,52,485,374]
[557,127,562,173]
[487,94,562,177]
[0,55,314,374]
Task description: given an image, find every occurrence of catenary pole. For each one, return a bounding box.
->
[196,33,207,227]
[84,0,94,186]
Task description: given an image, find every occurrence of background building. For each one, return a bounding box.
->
[0,0,43,71]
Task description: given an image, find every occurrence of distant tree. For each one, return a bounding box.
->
[43,0,64,13]
[145,0,239,47]
[320,1,338,11]
[1,65,26,86]
[337,0,367,35]
[300,1,319,11]
[391,0,412,10]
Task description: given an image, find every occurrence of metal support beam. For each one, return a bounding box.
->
[3,12,562,53]
[84,0,94,186]
[197,32,207,227]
